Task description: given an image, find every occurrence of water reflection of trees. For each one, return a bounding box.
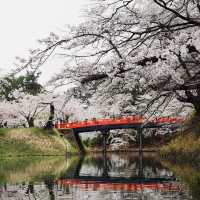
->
[78,153,171,179]
[0,156,68,200]
[25,182,36,199]
[44,179,55,200]
[0,156,68,184]
[0,154,195,200]
[163,161,200,200]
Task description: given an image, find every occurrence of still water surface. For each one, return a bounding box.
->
[0,153,199,200]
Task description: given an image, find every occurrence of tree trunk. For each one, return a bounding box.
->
[45,103,55,130]
[28,117,34,127]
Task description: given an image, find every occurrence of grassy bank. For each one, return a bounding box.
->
[161,134,200,162]
[54,129,81,154]
[0,128,67,156]
[160,113,200,162]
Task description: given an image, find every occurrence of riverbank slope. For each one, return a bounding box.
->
[0,128,67,156]
[160,113,200,162]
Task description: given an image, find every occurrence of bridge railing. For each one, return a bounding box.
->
[55,116,184,129]
[55,116,145,129]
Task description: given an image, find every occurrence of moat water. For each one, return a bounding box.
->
[0,152,199,200]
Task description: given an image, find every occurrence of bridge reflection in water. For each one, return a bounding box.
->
[56,152,182,197]
[0,153,190,200]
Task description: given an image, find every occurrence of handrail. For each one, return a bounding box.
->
[55,116,184,129]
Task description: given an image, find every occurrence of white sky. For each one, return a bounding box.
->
[0,0,90,83]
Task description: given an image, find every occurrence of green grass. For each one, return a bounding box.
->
[160,112,200,162]
[55,129,88,154]
[0,128,67,156]
[53,128,79,154]
[161,134,200,162]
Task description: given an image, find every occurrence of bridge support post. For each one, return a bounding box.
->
[101,130,109,157]
[101,130,109,177]
[138,149,144,178]
[102,152,109,177]
[137,127,144,178]
[138,127,143,153]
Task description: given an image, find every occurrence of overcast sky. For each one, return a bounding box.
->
[0,0,90,83]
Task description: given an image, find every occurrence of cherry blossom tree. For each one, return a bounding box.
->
[13,0,200,117]
[0,93,52,127]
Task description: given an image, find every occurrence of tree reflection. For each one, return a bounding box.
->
[0,154,195,200]
[44,179,55,200]
[25,182,37,200]
[163,161,200,200]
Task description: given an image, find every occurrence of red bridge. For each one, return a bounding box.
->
[55,116,184,154]
[55,116,183,133]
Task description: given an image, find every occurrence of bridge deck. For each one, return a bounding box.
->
[55,116,183,132]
